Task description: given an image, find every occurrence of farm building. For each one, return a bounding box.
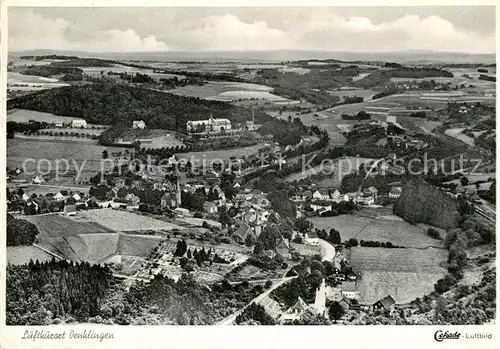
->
[373,295,396,312]
[312,189,330,201]
[132,120,146,129]
[71,120,87,128]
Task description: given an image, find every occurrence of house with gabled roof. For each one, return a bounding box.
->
[373,295,396,312]
[275,235,290,258]
[234,222,254,244]
[280,296,309,324]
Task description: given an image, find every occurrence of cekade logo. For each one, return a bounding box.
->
[434,330,461,342]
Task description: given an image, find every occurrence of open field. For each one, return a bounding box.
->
[7,72,70,90]
[7,109,85,123]
[355,270,447,304]
[7,245,54,265]
[445,128,475,146]
[348,247,447,304]
[327,89,375,100]
[309,214,444,248]
[78,233,121,263]
[117,234,163,257]
[177,143,269,162]
[82,209,185,232]
[25,214,113,236]
[7,138,124,172]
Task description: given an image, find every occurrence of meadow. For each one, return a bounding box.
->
[309,214,443,248]
[177,143,269,162]
[82,209,185,232]
[7,138,124,172]
[348,247,447,304]
[169,81,297,103]
[7,245,54,265]
[7,109,85,123]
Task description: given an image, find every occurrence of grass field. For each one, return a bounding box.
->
[82,209,184,232]
[309,214,443,248]
[348,247,447,304]
[169,81,279,101]
[177,143,269,162]
[25,214,113,236]
[7,245,54,265]
[7,109,85,123]
[7,138,124,172]
[327,89,375,100]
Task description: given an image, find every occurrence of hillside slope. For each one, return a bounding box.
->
[7,83,270,132]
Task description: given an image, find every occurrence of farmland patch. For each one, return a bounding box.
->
[309,215,443,248]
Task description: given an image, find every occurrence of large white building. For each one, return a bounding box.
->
[132,120,146,129]
[186,116,231,133]
[71,120,87,128]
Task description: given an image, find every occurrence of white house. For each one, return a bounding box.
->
[32,175,44,184]
[330,189,341,200]
[363,196,375,205]
[389,186,403,199]
[312,189,330,201]
[71,120,87,128]
[186,116,232,133]
[22,193,30,201]
[132,120,146,129]
[72,193,82,201]
[54,192,65,202]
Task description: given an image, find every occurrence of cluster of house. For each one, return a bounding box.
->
[278,277,396,324]
[291,185,402,214]
[8,189,99,216]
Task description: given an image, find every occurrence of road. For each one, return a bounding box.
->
[216,276,296,325]
[317,239,336,262]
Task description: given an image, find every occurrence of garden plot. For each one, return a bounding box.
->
[309,215,443,248]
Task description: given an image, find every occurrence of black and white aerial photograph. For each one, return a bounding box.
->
[3,5,497,328]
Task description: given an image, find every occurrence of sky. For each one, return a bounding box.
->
[8,7,496,53]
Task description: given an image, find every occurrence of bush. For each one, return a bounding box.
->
[427,228,441,239]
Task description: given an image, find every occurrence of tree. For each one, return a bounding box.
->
[245,234,256,247]
[347,238,358,247]
[102,150,109,159]
[253,241,263,255]
[460,176,469,186]
[294,217,313,235]
[328,301,345,323]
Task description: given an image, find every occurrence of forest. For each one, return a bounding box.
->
[355,67,453,89]
[8,83,272,132]
[393,178,462,229]
[6,260,114,325]
[7,214,40,246]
